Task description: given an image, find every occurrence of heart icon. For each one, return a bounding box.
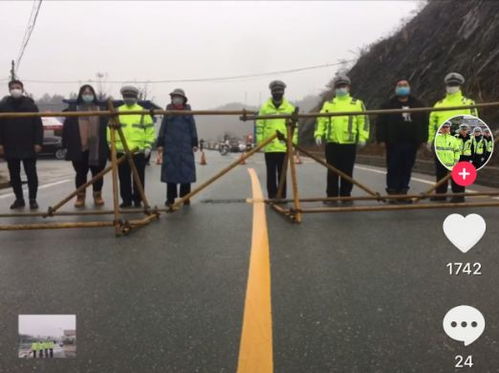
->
[443,214,486,253]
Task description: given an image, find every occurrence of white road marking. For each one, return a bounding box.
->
[0,179,71,199]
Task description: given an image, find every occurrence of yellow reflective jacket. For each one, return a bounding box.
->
[107,103,155,152]
[484,136,493,153]
[256,98,296,152]
[472,136,485,155]
[31,342,38,351]
[314,94,369,144]
[435,133,461,169]
[454,134,472,157]
[428,91,478,142]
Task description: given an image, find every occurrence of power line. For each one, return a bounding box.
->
[15,0,43,73]
[20,59,356,85]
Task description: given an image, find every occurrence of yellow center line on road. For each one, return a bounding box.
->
[237,168,273,373]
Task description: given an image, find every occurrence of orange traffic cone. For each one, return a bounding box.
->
[200,151,207,165]
[239,151,246,165]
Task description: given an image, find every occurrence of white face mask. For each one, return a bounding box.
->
[10,88,23,98]
[335,87,349,97]
[446,86,460,94]
[172,97,184,105]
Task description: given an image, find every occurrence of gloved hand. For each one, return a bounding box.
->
[426,141,433,152]
[315,137,322,146]
[144,148,151,158]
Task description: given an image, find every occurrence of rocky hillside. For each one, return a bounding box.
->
[300,0,499,145]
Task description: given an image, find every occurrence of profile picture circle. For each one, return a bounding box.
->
[433,115,494,171]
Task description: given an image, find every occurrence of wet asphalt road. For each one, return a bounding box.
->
[0,151,498,372]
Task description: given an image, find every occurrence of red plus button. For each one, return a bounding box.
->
[451,162,477,186]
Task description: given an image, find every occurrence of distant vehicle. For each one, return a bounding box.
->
[229,140,240,153]
[41,135,67,160]
[219,142,230,156]
[238,143,246,152]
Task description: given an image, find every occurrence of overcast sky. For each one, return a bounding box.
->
[0,1,422,108]
[19,314,76,338]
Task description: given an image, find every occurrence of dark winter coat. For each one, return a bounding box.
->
[0,96,43,160]
[61,105,109,163]
[157,104,198,184]
[375,95,428,144]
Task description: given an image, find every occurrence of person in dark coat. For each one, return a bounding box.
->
[376,80,427,202]
[0,80,43,209]
[156,88,198,207]
[62,84,109,207]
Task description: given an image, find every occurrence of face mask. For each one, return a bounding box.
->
[271,92,284,102]
[335,87,349,97]
[81,94,94,103]
[123,97,137,106]
[10,88,23,98]
[446,86,460,94]
[172,97,184,106]
[395,86,410,96]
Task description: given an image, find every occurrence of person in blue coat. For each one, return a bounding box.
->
[157,89,198,207]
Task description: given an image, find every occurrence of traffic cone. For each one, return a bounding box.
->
[239,151,246,165]
[200,151,207,165]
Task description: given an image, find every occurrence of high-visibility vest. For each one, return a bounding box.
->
[428,91,477,142]
[454,134,472,156]
[256,98,296,152]
[485,137,493,153]
[315,94,369,144]
[435,133,461,168]
[107,103,155,152]
[472,136,485,155]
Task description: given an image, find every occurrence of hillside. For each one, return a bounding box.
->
[301,0,499,145]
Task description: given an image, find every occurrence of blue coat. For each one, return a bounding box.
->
[157,104,198,184]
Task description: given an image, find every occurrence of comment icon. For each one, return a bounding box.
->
[443,305,485,346]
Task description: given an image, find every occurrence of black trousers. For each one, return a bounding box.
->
[325,143,356,197]
[7,158,38,200]
[50,348,53,358]
[167,183,191,204]
[264,152,287,199]
[32,351,36,358]
[435,156,464,194]
[118,153,146,204]
[71,151,106,192]
[385,142,418,192]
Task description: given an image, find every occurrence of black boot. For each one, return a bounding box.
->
[10,199,25,209]
[29,199,39,210]
[385,188,398,204]
[397,188,412,204]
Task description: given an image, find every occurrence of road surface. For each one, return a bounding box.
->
[0,152,498,372]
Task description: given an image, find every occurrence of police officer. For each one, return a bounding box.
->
[471,126,486,168]
[483,128,493,163]
[31,341,38,358]
[454,123,472,162]
[108,85,155,208]
[256,80,296,200]
[428,73,478,202]
[314,75,369,205]
[434,122,461,200]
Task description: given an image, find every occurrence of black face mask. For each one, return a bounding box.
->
[272,93,284,102]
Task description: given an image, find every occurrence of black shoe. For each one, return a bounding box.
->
[341,199,354,206]
[29,199,39,210]
[322,200,338,206]
[10,199,25,209]
[133,201,142,208]
[450,196,465,203]
[430,196,447,202]
[120,202,132,208]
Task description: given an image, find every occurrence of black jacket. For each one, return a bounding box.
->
[62,105,109,163]
[0,96,44,160]
[375,95,428,144]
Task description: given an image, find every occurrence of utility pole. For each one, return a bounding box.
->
[10,60,16,81]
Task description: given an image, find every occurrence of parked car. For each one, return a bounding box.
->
[41,135,67,160]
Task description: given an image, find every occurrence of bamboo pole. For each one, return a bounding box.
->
[286,117,302,223]
[298,201,499,213]
[294,144,380,198]
[0,221,116,230]
[2,101,499,119]
[45,155,127,217]
[107,100,124,235]
[171,133,278,210]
